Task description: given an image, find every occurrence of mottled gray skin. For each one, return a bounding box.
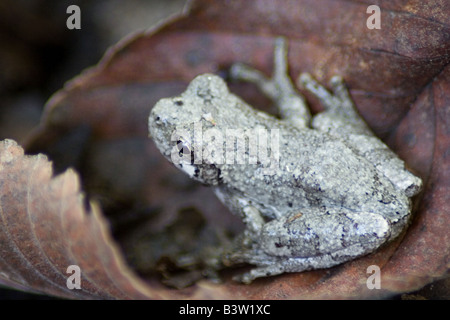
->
[148,38,422,283]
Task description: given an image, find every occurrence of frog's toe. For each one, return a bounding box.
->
[233,265,286,284]
[232,271,252,284]
[329,75,344,87]
[297,72,314,87]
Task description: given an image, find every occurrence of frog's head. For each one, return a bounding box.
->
[149,74,230,186]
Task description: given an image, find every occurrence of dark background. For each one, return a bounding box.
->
[0,0,186,144]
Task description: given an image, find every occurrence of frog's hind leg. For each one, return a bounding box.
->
[298,73,422,197]
[297,73,372,136]
[229,208,391,283]
[230,37,311,128]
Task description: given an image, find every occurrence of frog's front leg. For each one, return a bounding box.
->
[214,186,265,235]
[298,73,422,197]
[230,37,311,128]
[228,208,392,283]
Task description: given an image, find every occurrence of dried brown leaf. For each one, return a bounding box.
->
[15,0,450,299]
[0,139,155,299]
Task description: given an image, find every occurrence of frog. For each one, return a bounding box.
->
[148,37,422,283]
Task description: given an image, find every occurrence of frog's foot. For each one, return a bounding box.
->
[230,37,310,128]
[225,249,312,283]
[297,73,371,135]
[298,73,423,197]
[233,240,381,284]
[228,209,392,283]
[298,73,348,112]
[233,264,287,284]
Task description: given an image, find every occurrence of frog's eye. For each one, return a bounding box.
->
[174,100,184,106]
[176,139,194,164]
[177,139,189,156]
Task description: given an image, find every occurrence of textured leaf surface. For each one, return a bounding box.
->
[4,0,448,299]
[0,139,153,299]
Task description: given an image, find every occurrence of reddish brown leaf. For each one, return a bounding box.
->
[0,139,156,299]
[17,0,450,299]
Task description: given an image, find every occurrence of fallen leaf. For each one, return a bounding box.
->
[0,139,154,299]
[14,0,450,299]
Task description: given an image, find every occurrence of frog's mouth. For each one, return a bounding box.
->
[178,162,199,178]
[176,161,223,187]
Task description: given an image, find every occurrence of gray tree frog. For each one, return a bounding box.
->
[148,38,422,283]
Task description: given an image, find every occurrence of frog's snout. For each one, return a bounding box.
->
[148,98,169,138]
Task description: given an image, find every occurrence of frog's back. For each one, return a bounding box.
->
[224,126,409,221]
